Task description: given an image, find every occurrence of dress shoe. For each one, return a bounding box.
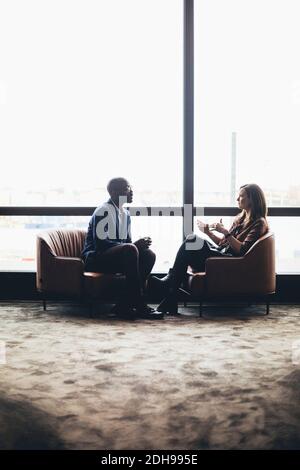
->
[157,294,179,315]
[150,269,175,290]
[111,303,136,320]
[136,305,164,320]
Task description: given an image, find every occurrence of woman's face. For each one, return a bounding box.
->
[237,188,251,211]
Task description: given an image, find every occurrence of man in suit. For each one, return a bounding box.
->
[82,177,163,319]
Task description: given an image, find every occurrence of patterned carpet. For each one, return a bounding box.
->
[1,301,300,450]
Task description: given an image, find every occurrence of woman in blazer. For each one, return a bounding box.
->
[154,183,269,314]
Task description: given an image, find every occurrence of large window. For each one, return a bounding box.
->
[0,216,89,271]
[1,0,299,275]
[0,0,182,207]
[0,216,182,272]
[195,0,300,207]
[194,0,300,273]
[0,0,182,270]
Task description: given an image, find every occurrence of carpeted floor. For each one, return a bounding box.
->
[1,301,300,450]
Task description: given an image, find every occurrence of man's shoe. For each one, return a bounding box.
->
[111,303,137,320]
[136,305,164,320]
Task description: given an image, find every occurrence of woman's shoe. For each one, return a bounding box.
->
[157,294,179,315]
[136,304,164,320]
[150,269,175,289]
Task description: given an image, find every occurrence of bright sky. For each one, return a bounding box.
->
[0,0,299,205]
[195,0,300,197]
[0,0,182,199]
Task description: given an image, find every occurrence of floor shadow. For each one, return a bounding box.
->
[0,393,65,449]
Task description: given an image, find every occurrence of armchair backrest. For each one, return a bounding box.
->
[37,229,87,258]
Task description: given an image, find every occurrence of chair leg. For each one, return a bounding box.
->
[43,299,46,311]
[184,301,187,307]
[199,301,202,317]
[266,301,270,315]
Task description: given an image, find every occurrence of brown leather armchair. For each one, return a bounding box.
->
[36,229,124,310]
[187,232,276,315]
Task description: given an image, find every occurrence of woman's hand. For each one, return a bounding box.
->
[197,219,210,235]
[214,218,228,235]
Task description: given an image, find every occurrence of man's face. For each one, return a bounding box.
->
[118,181,133,204]
[125,182,133,204]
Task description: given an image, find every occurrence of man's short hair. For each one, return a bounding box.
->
[107,177,128,196]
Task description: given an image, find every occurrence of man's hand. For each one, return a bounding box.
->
[196,219,210,235]
[134,237,152,251]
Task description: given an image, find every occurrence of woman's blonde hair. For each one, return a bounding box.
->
[238,183,268,223]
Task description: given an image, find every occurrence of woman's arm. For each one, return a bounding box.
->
[214,220,242,255]
[197,220,223,245]
[215,218,267,255]
[224,233,243,255]
[208,230,224,246]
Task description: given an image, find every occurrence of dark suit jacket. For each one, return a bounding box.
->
[81,199,131,262]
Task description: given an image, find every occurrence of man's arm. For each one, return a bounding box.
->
[125,215,132,243]
[93,210,120,252]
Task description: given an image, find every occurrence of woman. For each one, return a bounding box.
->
[154,183,269,314]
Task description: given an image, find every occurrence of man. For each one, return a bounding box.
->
[82,177,163,319]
